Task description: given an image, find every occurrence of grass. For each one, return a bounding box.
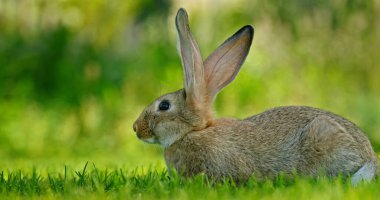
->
[1,162,379,199]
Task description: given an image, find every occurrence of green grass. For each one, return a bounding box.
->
[1,162,379,199]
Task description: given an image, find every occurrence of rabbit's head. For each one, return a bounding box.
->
[133,8,254,147]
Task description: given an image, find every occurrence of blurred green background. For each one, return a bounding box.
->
[0,0,379,168]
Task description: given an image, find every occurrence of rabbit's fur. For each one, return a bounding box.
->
[133,8,378,185]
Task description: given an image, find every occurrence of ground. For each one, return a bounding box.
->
[1,161,379,199]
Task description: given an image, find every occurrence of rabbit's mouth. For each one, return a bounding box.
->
[141,137,159,144]
[135,125,157,142]
[136,129,159,144]
[133,117,158,143]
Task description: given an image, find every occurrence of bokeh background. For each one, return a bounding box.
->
[0,0,379,169]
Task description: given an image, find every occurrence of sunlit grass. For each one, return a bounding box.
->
[0,163,379,199]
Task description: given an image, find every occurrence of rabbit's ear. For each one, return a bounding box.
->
[176,8,206,108]
[204,25,254,101]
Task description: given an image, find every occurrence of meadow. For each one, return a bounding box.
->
[0,0,379,199]
[1,164,380,199]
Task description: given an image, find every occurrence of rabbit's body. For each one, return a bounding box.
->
[165,106,377,182]
[133,8,378,185]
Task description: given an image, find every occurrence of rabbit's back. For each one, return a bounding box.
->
[245,106,373,156]
[244,106,377,176]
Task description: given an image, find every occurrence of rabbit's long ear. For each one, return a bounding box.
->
[176,8,206,108]
[204,25,254,102]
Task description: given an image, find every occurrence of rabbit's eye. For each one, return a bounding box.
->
[158,100,171,111]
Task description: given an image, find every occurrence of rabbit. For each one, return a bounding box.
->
[133,8,378,185]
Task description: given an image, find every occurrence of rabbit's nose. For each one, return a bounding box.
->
[133,121,138,132]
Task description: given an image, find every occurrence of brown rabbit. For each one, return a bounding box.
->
[133,8,378,185]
